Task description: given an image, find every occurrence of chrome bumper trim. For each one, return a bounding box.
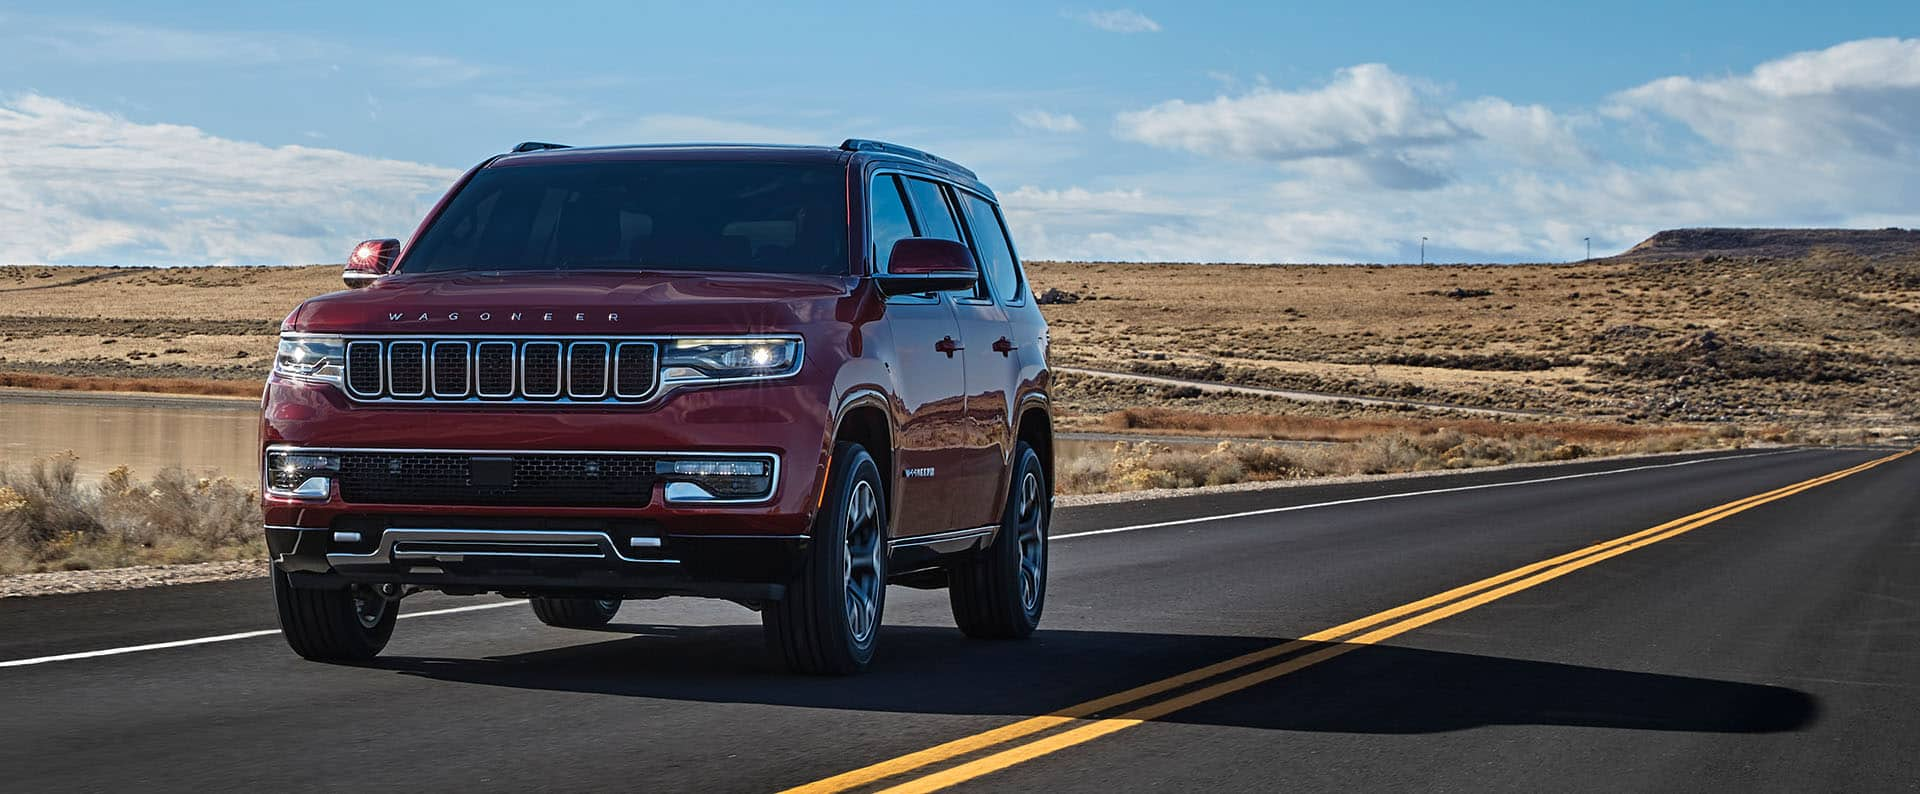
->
[325,528,680,567]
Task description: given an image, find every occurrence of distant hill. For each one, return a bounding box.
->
[1617,227,1920,262]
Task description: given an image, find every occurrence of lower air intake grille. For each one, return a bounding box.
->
[335,452,658,507]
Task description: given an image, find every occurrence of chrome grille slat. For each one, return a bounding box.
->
[431,341,471,397]
[387,341,427,397]
[475,342,516,397]
[341,337,659,403]
[521,341,562,398]
[614,342,659,399]
[568,342,610,399]
[346,341,383,397]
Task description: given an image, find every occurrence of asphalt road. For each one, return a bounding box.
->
[2,446,1916,792]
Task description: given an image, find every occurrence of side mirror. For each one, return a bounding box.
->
[343,238,401,289]
[874,238,979,296]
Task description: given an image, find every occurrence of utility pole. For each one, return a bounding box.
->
[1584,236,1591,261]
[1420,236,1427,266]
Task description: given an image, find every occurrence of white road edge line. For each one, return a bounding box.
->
[0,601,519,669]
[1,448,1809,670]
[1051,449,1805,541]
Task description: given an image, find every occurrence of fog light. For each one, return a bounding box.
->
[659,457,774,501]
[266,451,341,499]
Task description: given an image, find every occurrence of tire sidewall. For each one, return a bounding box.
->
[1001,444,1048,630]
[823,445,887,666]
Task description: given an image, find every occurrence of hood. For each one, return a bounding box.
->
[284,270,859,336]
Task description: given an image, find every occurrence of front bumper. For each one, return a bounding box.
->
[269,523,804,600]
[260,374,833,536]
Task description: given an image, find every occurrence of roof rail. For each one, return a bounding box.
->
[839,138,977,179]
[511,141,571,153]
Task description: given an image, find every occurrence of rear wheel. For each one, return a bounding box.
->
[763,442,886,675]
[530,597,621,628]
[949,442,1048,639]
[273,570,397,662]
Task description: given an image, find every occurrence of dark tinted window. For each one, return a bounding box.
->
[401,161,847,275]
[870,175,917,272]
[959,193,1023,302]
[902,178,962,242]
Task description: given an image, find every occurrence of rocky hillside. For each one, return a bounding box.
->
[1617,228,1920,262]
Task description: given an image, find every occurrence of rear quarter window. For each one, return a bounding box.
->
[958,193,1023,303]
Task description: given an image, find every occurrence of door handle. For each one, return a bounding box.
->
[935,336,963,357]
[992,337,1017,356]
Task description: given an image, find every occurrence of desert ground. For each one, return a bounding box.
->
[2,227,1915,431]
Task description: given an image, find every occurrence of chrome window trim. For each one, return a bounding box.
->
[385,340,428,398]
[519,340,564,398]
[344,340,384,398]
[567,341,612,399]
[430,341,472,397]
[474,341,517,398]
[265,444,782,506]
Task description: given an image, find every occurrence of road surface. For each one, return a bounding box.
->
[2,446,1916,791]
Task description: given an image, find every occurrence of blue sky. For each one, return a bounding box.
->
[0,1,1916,265]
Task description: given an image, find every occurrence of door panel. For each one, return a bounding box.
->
[950,298,1016,528]
[885,297,968,537]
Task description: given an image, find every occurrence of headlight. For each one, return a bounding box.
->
[265,450,340,499]
[660,338,800,382]
[274,336,345,384]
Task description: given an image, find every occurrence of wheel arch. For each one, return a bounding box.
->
[831,389,895,517]
[1014,396,1053,494]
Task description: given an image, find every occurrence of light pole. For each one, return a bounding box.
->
[1420,236,1427,266]
[1584,236,1591,261]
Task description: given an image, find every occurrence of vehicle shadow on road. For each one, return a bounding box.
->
[373,624,1817,735]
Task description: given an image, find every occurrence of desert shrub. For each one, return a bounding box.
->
[0,454,262,574]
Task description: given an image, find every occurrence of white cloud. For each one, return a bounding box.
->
[1020,39,1920,263]
[1015,110,1084,133]
[1611,37,1920,160]
[1066,9,1162,34]
[1115,64,1470,187]
[0,94,461,265]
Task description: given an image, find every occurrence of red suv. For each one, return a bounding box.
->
[262,139,1052,674]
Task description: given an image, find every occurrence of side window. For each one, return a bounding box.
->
[959,193,1023,303]
[869,175,917,272]
[902,178,962,242]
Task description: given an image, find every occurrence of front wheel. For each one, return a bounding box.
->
[763,442,887,675]
[273,570,397,662]
[530,597,621,628]
[949,442,1049,639]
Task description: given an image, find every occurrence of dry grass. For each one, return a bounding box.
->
[0,454,263,574]
[1058,430,1737,495]
[1096,406,1713,444]
[0,371,262,397]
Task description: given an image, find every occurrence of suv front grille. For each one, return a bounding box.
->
[335,451,659,507]
[343,338,659,403]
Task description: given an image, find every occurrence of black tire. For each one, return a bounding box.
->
[763,442,887,675]
[272,569,397,662]
[530,597,621,628]
[949,442,1048,639]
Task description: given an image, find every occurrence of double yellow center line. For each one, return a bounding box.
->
[786,446,1916,794]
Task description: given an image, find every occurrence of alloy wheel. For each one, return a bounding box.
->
[842,480,883,645]
[1015,470,1046,613]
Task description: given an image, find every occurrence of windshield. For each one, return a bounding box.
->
[400,160,848,275]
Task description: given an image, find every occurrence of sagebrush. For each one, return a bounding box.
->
[0,453,262,574]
